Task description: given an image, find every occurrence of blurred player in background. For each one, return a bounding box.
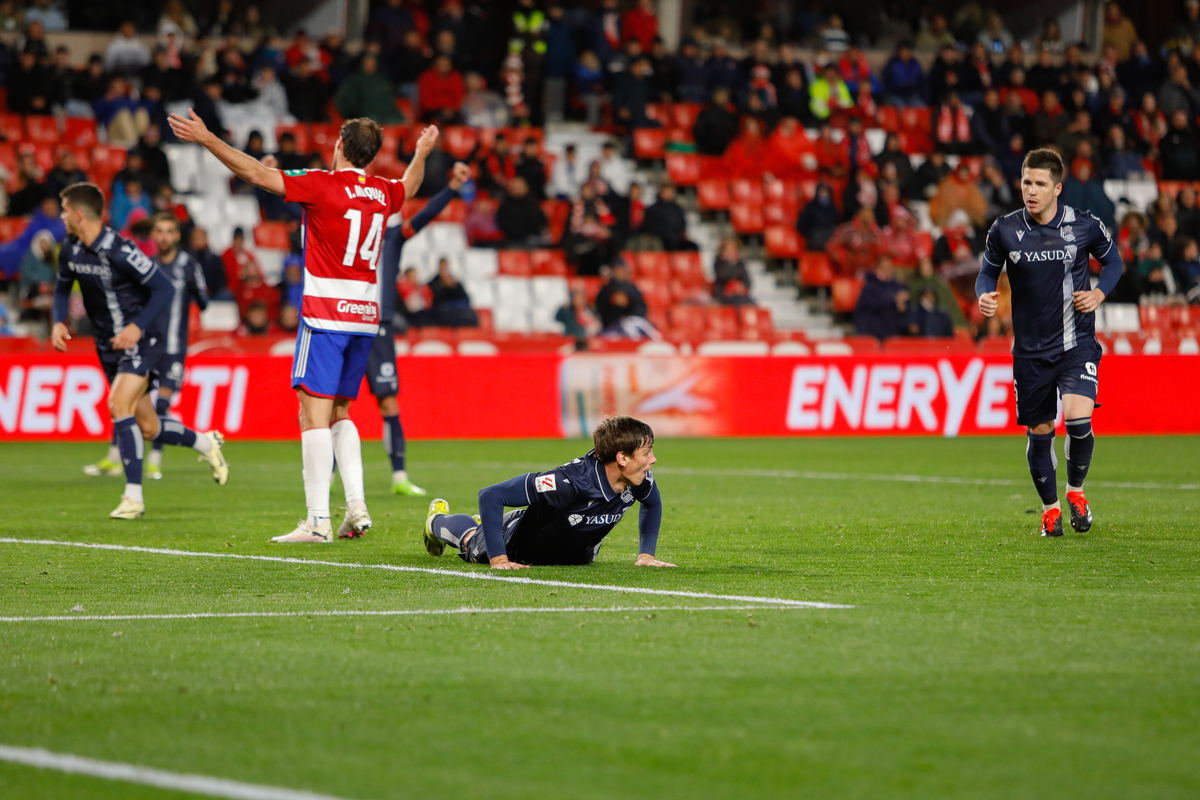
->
[977,149,1122,537]
[371,160,471,497]
[422,416,674,570]
[51,183,228,520]
[170,109,439,542]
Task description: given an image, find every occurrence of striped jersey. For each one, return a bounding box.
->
[57,226,162,347]
[282,167,408,336]
[153,249,208,356]
[980,204,1120,359]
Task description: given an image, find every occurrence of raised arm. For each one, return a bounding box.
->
[169,109,286,196]
[409,163,469,233]
[400,126,441,202]
[477,474,535,570]
[188,254,210,311]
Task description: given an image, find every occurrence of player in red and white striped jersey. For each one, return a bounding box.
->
[169,109,439,542]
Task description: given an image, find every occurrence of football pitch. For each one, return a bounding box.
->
[1,436,1198,799]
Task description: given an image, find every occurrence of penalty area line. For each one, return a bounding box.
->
[0,605,797,623]
[0,743,358,800]
[0,539,851,609]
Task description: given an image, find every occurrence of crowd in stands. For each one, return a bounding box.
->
[2,0,1200,344]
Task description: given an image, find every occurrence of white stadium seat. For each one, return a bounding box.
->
[411,340,455,355]
[696,341,770,355]
[1101,303,1141,333]
[223,196,261,230]
[163,144,201,193]
[530,276,570,332]
[250,246,286,286]
[199,301,240,331]
[463,248,499,281]
[493,276,533,332]
[458,340,499,356]
[427,223,468,253]
[464,278,497,309]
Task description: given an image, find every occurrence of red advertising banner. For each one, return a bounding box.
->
[1,350,1196,441]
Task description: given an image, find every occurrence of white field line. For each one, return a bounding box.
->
[419,461,1200,491]
[0,539,851,609]
[0,604,791,623]
[0,744,359,800]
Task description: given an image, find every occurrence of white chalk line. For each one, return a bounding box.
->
[419,461,1200,491]
[0,743,358,800]
[0,539,851,609]
[0,604,791,623]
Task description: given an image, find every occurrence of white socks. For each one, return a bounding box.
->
[331,419,365,507]
[1066,484,1082,494]
[107,444,121,463]
[301,428,334,526]
[125,484,144,504]
[393,469,408,483]
[147,449,162,468]
[193,432,213,455]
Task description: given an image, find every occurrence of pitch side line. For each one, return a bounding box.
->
[0,744,357,800]
[0,539,851,609]
[421,462,1200,491]
[0,605,794,623]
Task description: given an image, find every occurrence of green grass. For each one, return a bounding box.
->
[1,436,1198,799]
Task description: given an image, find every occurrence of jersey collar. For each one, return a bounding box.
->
[337,167,366,175]
[1022,202,1064,229]
[82,226,115,254]
[588,450,612,501]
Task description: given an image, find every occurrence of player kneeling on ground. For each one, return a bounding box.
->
[423,416,675,569]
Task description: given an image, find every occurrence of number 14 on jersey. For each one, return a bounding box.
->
[342,209,384,270]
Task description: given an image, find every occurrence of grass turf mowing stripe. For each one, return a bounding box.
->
[0,605,807,623]
[0,539,852,609]
[0,744,358,800]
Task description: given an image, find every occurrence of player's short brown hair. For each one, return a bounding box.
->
[593,416,654,464]
[59,182,105,220]
[339,117,383,168]
[151,211,180,231]
[1021,148,1064,184]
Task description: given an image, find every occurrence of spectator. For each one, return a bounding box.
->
[392,28,430,97]
[626,182,646,234]
[587,0,622,66]
[142,46,190,103]
[1101,2,1139,61]
[613,57,656,129]
[252,65,291,120]
[157,0,198,41]
[821,14,850,53]
[495,176,548,245]
[1160,110,1200,179]
[676,38,708,103]
[113,152,156,198]
[189,228,228,299]
[110,178,153,232]
[933,91,973,154]
[574,49,607,127]
[979,162,1016,224]
[692,87,739,156]
[809,63,853,122]
[928,45,965,105]
[971,89,1011,157]
[133,127,171,190]
[1158,63,1199,120]
[368,0,416,59]
[621,0,657,50]
[877,207,922,268]
[1173,236,1200,293]
[191,78,229,140]
[398,266,434,324]
[916,13,956,51]
[238,300,276,335]
[1095,89,1136,142]
[903,287,954,337]
[1176,187,1200,240]
[7,47,51,114]
[282,60,327,123]
[1033,89,1068,146]
[105,20,151,75]
[551,144,585,199]
[642,183,694,251]
[24,0,66,32]
[930,162,987,230]
[272,132,307,172]
[479,133,517,195]
[7,152,45,218]
[812,123,850,179]
[724,117,768,177]
[1057,110,1100,167]
[854,257,909,339]
[911,149,951,200]
[515,138,547,199]
[908,257,966,329]
[829,207,881,276]
[16,229,57,329]
[796,182,840,252]
[594,260,647,328]
[222,227,264,304]
[417,55,465,123]
[767,117,819,180]
[542,4,574,122]
[712,238,753,304]
[875,133,915,190]
[704,41,742,92]
[427,258,477,326]
[1171,0,1200,51]
[461,72,508,128]
[977,11,1013,55]
[45,45,77,110]
[883,41,926,107]
[1138,241,1175,295]
[1024,48,1062,98]
[777,67,813,123]
[0,300,11,335]
[277,255,304,311]
[556,287,601,340]
[44,150,87,200]
[334,54,403,124]
[1133,91,1168,153]
[277,303,299,333]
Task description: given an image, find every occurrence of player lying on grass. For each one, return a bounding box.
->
[422,416,675,569]
[976,148,1121,537]
[51,183,229,520]
[169,109,439,543]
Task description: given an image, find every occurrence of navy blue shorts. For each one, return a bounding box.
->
[1012,343,1101,427]
[460,510,524,564]
[366,324,400,400]
[96,333,162,386]
[291,322,373,399]
[150,353,186,392]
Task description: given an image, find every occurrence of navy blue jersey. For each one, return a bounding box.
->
[56,227,168,346]
[154,249,209,356]
[479,449,662,563]
[978,204,1122,359]
[379,185,458,325]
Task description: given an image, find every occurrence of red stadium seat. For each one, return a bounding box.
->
[508,127,543,149]
[309,123,341,148]
[763,179,798,203]
[645,103,670,125]
[571,276,605,304]
[0,113,23,141]
[897,129,931,155]
[977,336,1013,354]
[0,142,16,173]
[442,126,478,160]
[530,249,568,276]
[542,199,569,244]
[665,153,700,186]
[254,221,291,250]
[440,198,468,223]
[883,336,976,354]
[635,251,672,281]
[639,278,672,311]
[899,107,931,133]
[64,117,97,147]
[797,179,819,204]
[877,106,900,132]
[666,304,705,340]
[701,305,739,340]
[730,180,764,205]
[497,250,533,276]
[67,145,91,172]
[763,201,799,227]
[842,335,882,352]
[671,103,702,131]
[24,115,58,143]
[799,252,834,287]
[764,226,803,259]
[23,143,55,173]
[670,251,706,284]
[401,198,428,220]
[633,128,667,160]
[831,276,864,312]
[665,125,694,144]
[737,305,774,340]
[696,179,730,211]
[379,124,407,156]
[914,230,934,260]
[697,155,729,181]
[729,203,764,234]
[276,123,309,152]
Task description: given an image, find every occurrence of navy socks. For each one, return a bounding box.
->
[113,416,143,487]
[430,513,478,549]
[1026,431,1058,506]
[382,414,406,472]
[1064,417,1094,489]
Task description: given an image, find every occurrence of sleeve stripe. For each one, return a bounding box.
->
[1096,240,1114,259]
[982,253,1003,266]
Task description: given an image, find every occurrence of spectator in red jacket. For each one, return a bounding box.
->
[621,0,658,52]
[814,123,851,179]
[828,207,881,277]
[417,55,465,123]
[724,117,768,177]
[222,227,264,312]
[766,117,819,178]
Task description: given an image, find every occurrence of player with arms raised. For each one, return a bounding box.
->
[976,149,1122,537]
[169,109,439,542]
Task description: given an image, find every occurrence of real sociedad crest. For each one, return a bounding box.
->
[1011,251,1022,262]
[569,514,582,526]
[1060,225,1076,242]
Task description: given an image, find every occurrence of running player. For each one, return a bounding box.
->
[51,183,229,519]
[976,149,1122,537]
[422,416,674,569]
[169,109,439,543]
[372,160,470,497]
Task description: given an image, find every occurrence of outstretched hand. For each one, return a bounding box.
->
[636,554,676,567]
[168,108,212,145]
[490,555,529,570]
[260,154,279,169]
[414,125,439,157]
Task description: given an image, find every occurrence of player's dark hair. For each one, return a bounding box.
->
[59,182,105,220]
[152,211,180,231]
[339,117,383,168]
[593,416,654,464]
[1022,148,1064,184]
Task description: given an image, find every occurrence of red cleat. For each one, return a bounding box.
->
[1066,491,1092,532]
[1040,507,1063,537]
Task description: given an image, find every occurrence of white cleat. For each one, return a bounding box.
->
[198,431,229,485]
[271,520,333,543]
[109,495,145,520]
[337,505,373,539]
